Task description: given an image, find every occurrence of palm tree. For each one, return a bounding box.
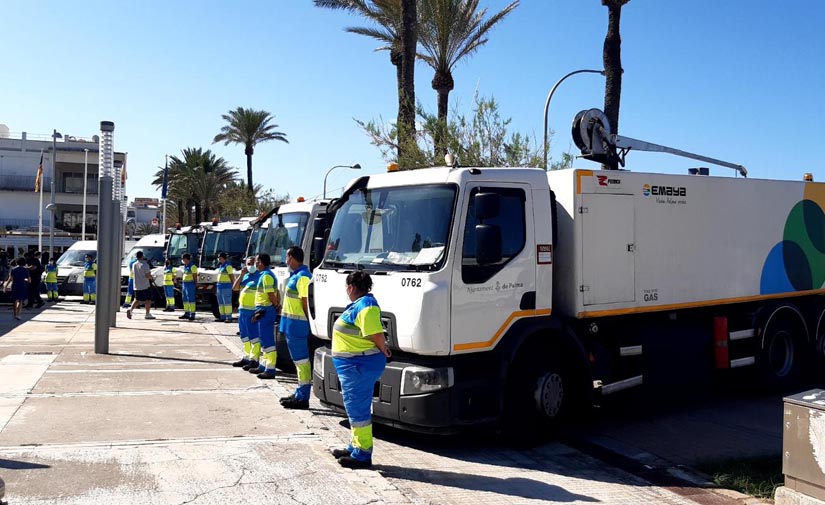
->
[417,0,518,156]
[602,0,629,146]
[213,107,288,191]
[399,0,418,166]
[152,148,237,224]
[314,0,418,165]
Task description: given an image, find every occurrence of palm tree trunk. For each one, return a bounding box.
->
[245,145,254,191]
[433,70,454,158]
[177,200,184,225]
[392,49,403,158]
[195,203,202,224]
[603,1,625,145]
[398,0,418,169]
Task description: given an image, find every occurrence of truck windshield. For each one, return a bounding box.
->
[259,212,309,267]
[122,246,165,269]
[167,233,199,267]
[247,226,264,257]
[57,249,96,267]
[324,184,456,271]
[201,230,248,269]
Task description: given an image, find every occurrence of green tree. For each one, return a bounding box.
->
[152,148,237,225]
[601,0,629,144]
[358,93,571,169]
[417,0,518,156]
[213,107,288,191]
[314,0,422,166]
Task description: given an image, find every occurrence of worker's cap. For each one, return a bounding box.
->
[218,252,227,259]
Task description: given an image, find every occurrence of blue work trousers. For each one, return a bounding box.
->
[333,353,387,461]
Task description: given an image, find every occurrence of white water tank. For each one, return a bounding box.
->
[0,124,9,138]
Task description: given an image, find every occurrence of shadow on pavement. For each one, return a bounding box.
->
[0,459,51,470]
[377,465,599,502]
[109,352,232,366]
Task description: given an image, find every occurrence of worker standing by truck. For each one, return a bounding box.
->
[232,256,260,369]
[162,259,176,312]
[123,255,136,308]
[44,258,58,302]
[330,272,390,469]
[251,253,279,379]
[279,246,313,410]
[178,253,197,321]
[82,254,96,304]
[216,252,234,323]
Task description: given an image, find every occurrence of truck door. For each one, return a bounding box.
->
[581,194,635,305]
[451,184,536,353]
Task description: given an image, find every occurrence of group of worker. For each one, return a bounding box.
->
[224,246,390,469]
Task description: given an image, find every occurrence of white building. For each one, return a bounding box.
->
[0,125,127,254]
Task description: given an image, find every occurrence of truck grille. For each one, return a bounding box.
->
[329,310,397,349]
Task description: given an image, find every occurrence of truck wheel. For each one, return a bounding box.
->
[758,305,807,389]
[504,341,578,440]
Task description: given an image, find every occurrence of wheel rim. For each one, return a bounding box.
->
[767,330,794,378]
[535,372,564,418]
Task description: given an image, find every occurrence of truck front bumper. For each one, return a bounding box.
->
[312,346,500,433]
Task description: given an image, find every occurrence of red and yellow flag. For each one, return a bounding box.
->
[33,153,43,193]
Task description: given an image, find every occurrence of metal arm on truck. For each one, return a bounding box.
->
[572,108,747,177]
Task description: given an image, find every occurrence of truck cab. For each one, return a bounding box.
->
[196,221,250,317]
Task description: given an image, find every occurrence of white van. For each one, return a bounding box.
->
[121,234,166,300]
[55,240,97,296]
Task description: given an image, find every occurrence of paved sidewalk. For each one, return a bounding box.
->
[0,301,742,504]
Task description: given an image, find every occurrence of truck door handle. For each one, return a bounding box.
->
[627,244,635,252]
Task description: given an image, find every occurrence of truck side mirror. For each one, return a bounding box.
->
[475,224,502,265]
[312,237,326,269]
[313,217,327,239]
[474,192,500,220]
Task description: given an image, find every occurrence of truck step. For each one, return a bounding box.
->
[619,345,642,357]
[596,375,644,395]
[729,356,756,368]
[729,329,755,341]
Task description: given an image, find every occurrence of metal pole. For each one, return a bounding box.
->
[323,164,360,199]
[50,130,57,256]
[95,121,115,354]
[162,154,168,232]
[110,198,120,328]
[82,148,89,240]
[38,149,43,251]
[543,69,605,170]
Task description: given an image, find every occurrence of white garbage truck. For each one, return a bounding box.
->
[310,110,825,432]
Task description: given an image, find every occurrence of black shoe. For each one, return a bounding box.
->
[338,456,371,469]
[257,371,276,380]
[279,394,296,405]
[163,307,174,312]
[188,316,196,321]
[235,331,240,335]
[224,319,234,323]
[248,366,264,375]
[231,359,249,367]
[178,314,188,320]
[214,317,223,322]
[281,397,309,410]
[242,360,259,371]
[331,448,352,459]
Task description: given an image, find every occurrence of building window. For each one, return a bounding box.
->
[60,212,97,233]
[62,173,97,194]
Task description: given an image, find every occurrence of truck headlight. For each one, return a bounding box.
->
[400,366,454,396]
[313,349,325,378]
[68,274,78,283]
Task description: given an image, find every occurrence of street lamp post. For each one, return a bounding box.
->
[82,148,89,240]
[323,164,361,199]
[543,69,605,170]
[50,129,62,255]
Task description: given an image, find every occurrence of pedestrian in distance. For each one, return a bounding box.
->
[82,254,97,304]
[123,254,137,308]
[178,253,198,321]
[250,253,279,379]
[279,246,313,410]
[162,259,176,312]
[126,251,155,320]
[8,258,31,320]
[216,252,234,323]
[24,251,44,309]
[232,256,261,369]
[330,271,390,469]
[44,258,58,302]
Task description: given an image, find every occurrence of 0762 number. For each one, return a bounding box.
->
[401,278,422,287]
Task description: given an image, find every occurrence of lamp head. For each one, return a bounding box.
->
[352,163,361,170]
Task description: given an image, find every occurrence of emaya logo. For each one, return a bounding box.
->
[642,184,651,196]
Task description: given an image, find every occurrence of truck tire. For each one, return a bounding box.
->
[503,339,583,440]
[758,304,807,389]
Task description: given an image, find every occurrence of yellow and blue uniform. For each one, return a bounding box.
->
[238,270,261,366]
[181,263,198,319]
[45,263,58,300]
[216,262,234,321]
[83,260,97,303]
[163,265,175,309]
[123,257,136,307]
[280,265,312,401]
[254,268,278,374]
[332,293,386,463]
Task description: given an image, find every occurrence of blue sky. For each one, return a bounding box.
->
[2,1,824,203]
